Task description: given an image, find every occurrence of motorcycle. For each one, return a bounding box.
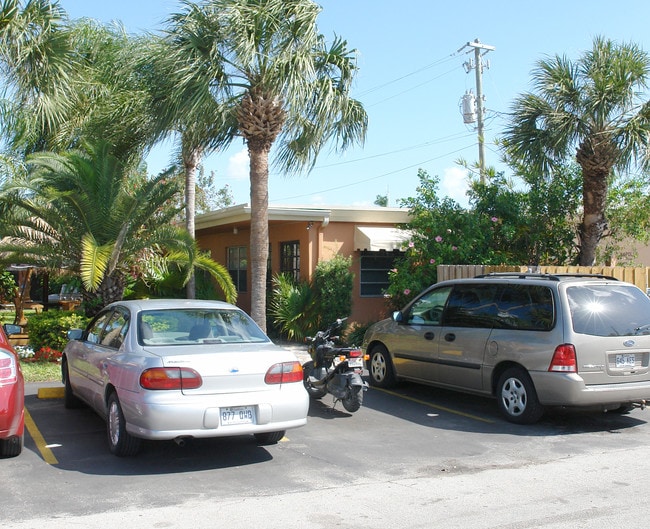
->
[302,318,368,413]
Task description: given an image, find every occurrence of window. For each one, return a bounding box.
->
[443,284,499,328]
[360,252,402,297]
[280,241,300,281]
[407,286,452,325]
[227,246,247,292]
[496,285,554,331]
[99,310,129,349]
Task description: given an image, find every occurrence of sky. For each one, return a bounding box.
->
[60,0,650,209]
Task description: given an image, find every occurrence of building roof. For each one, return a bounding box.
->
[195,203,411,231]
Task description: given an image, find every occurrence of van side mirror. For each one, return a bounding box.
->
[67,329,84,341]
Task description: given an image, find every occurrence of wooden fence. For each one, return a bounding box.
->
[437,265,650,293]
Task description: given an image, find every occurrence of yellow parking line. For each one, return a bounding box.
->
[374,387,495,424]
[24,408,59,465]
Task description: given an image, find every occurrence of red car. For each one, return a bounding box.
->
[0,323,24,458]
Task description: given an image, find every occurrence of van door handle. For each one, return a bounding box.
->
[444,333,456,342]
[424,331,435,341]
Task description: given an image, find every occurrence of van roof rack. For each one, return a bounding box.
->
[474,272,619,282]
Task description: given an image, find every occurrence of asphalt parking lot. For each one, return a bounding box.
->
[4,374,650,528]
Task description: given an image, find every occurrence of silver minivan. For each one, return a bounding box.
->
[362,273,650,423]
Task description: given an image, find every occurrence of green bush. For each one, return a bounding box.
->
[0,271,17,303]
[268,273,318,341]
[27,311,90,352]
[312,255,354,326]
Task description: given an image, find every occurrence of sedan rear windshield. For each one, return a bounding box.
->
[567,284,650,337]
[138,309,269,345]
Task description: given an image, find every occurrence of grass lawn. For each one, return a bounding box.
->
[21,361,61,383]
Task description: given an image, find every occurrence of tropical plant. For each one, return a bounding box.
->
[164,0,367,330]
[312,255,354,327]
[0,140,236,315]
[268,272,318,341]
[503,36,650,265]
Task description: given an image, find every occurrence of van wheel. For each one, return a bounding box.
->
[497,367,544,424]
[368,344,396,388]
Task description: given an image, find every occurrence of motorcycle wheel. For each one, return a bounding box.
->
[342,385,363,413]
[302,361,327,399]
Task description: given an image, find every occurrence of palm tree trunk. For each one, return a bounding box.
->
[183,144,203,299]
[578,169,609,266]
[248,139,270,331]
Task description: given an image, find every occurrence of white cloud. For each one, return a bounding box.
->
[226,149,250,180]
[439,166,470,207]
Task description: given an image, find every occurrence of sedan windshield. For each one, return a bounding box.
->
[567,284,650,337]
[138,309,269,345]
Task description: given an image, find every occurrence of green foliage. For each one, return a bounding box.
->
[312,255,354,326]
[345,321,374,347]
[26,311,89,352]
[0,271,17,302]
[386,167,582,311]
[268,273,318,341]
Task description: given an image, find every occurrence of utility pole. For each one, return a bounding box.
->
[458,38,495,183]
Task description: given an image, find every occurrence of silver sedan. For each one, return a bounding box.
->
[62,299,309,456]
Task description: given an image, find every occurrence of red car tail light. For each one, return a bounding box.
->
[140,367,203,390]
[265,361,303,385]
[0,351,18,385]
[548,344,577,373]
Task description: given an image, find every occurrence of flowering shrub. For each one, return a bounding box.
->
[383,168,581,312]
[18,346,62,363]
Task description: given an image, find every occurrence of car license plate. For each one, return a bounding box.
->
[348,357,363,368]
[616,354,636,368]
[221,406,255,426]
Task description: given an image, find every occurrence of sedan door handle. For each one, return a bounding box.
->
[444,333,456,342]
[423,331,435,341]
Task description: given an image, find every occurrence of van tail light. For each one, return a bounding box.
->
[548,344,577,373]
[265,361,303,385]
[0,351,18,385]
[140,367,203,390]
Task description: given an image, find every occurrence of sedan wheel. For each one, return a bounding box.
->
[107,392,141,457]
[0,435,23,458]
[254,431,285,445]
[496,367,544,424]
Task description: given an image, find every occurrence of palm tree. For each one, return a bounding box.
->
[167,0,367,330]
[0,0,76,153]
[135,22,238,298]
[0,140,236,315]
[503,36,650,265]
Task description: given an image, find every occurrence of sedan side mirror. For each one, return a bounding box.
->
[392,311,404,323]
[3,323,22,336]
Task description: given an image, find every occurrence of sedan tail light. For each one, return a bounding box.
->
[265,361,303,385]
[0,350,18,385]
[140,367,203,390]
[548,344,577,373]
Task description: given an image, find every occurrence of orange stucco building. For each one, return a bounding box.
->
[195,204,411,325]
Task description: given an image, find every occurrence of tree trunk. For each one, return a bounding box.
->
[578,168,609,266]
[183,144,203,300]
[248,139,270,332]
[83,273,126,317]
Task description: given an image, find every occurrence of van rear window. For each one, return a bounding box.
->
[567,284,650,336]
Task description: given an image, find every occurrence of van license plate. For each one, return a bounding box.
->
[616,354,636,368]
[221,406,255,426]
